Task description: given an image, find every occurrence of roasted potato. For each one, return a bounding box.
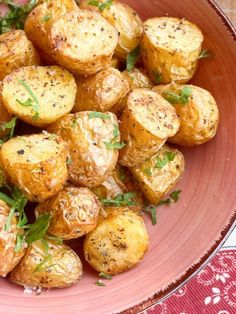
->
[35,186,101,240]
[130,145,185,204]
[153,83,220,146]
[141,17,204,84]
[0,30,40,81]
[73,67,129,113]
[2,66,77,127]
[24,0,78,64]
[48,112,119,188]
[10,239,82,288]
[0,82,13,139]
[119,89,180,167]
[110,57,123,70]
[122,67,153,90]
[81,0,143,60]
[50,9,118,75]
[84,207,149,275]
[0,133,69,202]
[0,200,25,277]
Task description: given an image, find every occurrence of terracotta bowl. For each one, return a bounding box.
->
[1,0,236,313]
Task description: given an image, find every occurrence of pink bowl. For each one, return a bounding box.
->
[1,0,236,313]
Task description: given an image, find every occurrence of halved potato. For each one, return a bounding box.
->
[0,82,13,139]
[119,89,180,167]
[48,112,119,188]
[130,145,185,204]
[0,30,40,81]
[50,9,118,75]
[0,200,26,277]
[122,67,153,90]
[81,0,143,60]
[2,66,77,127]
[73,67,129,113]
[24,0,78,64]
[84,207,149,275]
[0,133,69,202]
[10,239,83,289]
[141,17,204,84]
[153,83,220,146]
[35,186,102,240]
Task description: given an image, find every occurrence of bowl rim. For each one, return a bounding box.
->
[121,1,236,313]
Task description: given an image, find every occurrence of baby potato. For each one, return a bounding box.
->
[48,112,119,188]
[153,84,220,146]
[2,66,77,127]
[119,89,180,167]
[122,67,153,90]
[24,0,78,64]
[84,207,149,275]
[0,30,40,81]
[130,145,185,204]
[50,9,118,75]
[141,17,204,84]
[109,57,123,70]
[73,67,129,113]
[0,82,13,139]
[35,186,101,240]
[10,239,82,289]
[0,133,69,202]
[0,200,25,277]
[81,0,143,60]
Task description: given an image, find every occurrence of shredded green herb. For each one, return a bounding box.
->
[104,124,126,150]
[0,117,17,140]
[17,79,39,120]
[95,280,106,286]
[88,112,111,120]
[99,272,112,280]
[25,213,51,244]
[15,233,24,252]
[163,86,192,105]
[88,0,113,11]
[155,152,176,169]
[33,254,52,273]
[143,205,157,225]
[102,192,136,207]
[154,71,163,84]
[198,49,212,59]
[42,14,51,22]
[126,46,140,72]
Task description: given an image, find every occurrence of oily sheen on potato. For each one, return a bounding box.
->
[122,68,153,90]
[50,9,118,75]
[0,133,69,202]
[0,82,13,138]
[2,66,77,127]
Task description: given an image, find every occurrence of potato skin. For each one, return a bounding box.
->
[0,30,40,81]
[130,145,185,204]
[141,17,204,84]
[35,186,102,240]
[0,82,13,139]
[122,68,153,90]
[153,84,220,146]
[48,112,119,188]
[119,89,180,167]
[73,67,129,113]
[50,9,118,75]
[2,66,77,127]
[0,133,69,202]
[81,0,143,60]
[0,200,25,277]
[10,239,82,289]
[84,207,149,275]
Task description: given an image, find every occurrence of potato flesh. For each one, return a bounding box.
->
[36,186,101,240]
[10,240,83,288]
[50,10,118,75]
[84,208,149,275]
[0,30,40,81]
[119,89,180,167]
[0,133,69,202]
[0,82,13,138]
[122,68,153,90]
[130,145,185,204]
[2,66,77,127]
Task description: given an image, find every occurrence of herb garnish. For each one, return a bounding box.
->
[163,86,192,105]
[126,46,140,72]
[33,254,52,273]
[24,213,51,244]
[143,167,152,176]
[104,124,126,150]
[102,192,136,207]
[15,234,24,252]
[99,272,112,280]
[198,49,212,59]
[143,205,157,225]
[88,0,113,11]
[95,280,106,286]
[66,157,73,165]
[42,14,51,22]
[17,79,39,120]
[155,152,176,169]
[0,117,17,140]
[154,71,163,84]
[88,112,111,120]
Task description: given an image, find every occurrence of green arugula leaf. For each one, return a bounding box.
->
[144,205,157,225]
[88,112,111,120]
[99,272,112,280]
[155,152,176,169]
[17,79,39,120]
[198,49,212,59]
[102,192,136,207]
[126,46,140,72]
[25,213,51,244]
[88,0,113,11]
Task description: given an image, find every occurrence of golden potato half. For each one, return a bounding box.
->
[130,145,185,204]
[48,112,119,187]
[141,17,204,84]
[2,66,77,127]
[36,186,102,240]
[10,239,82,289]
[0,133,69,202]
[81,0,143,60]
[0,200,25,277]
[119,89,180,167]
[84,207,149,275]
[122,68,153,90]
[0,30,40,81]
[74,67,129,113]
[153,84,220,146]
[25,0,78,63]
[0,82,13,139]
[50,9,118,75]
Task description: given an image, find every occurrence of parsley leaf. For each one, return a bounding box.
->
[104,124,126,150]
[95,281,106,286]
[88,0,113,11]
[198,49,212,59]
[126,46,140,72]
[0,117,17,139]
[25,213,51,244]
[17,79,39,120]
[163,87,192,105]
[102,192,136,207]
[144,205,157,225]
[155,152,176,169]
[88,112,111,120]
[179,86,192,104]
[99,272,112,280]
[170,190,181,203]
